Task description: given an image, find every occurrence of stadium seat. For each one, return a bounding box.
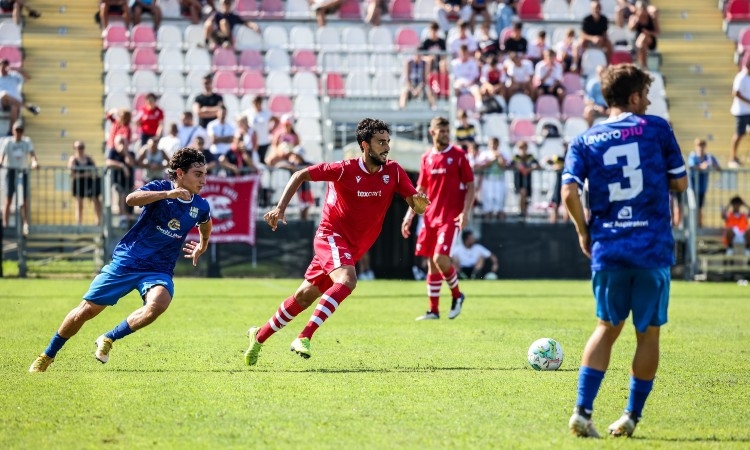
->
[646,96,669,119]
[292,49,318,73]
[535,95,561,120]
[159,0,181,19]
[649,71,666,98]
[285,0,312,19]
[537,137,566,160]
[292,71,320,95]
[345,72,372,97]
[186,70,207,94]
[265,70,293,95]
[507,93,535,119]
[563,117,589,141]
[293,94,322,118]
[161,92,187,117]
[238,49,264,71]
[183,24,204,48]
[212,47,238,71]
[561,72,583,95]
[132,47,158,71]
[370,53,400,75]
[260,0,284,19]
[213,70,239,95]
[736,26,750,63]
[368,27,394,52]
[157,48,185,72]
[104,47,131,72]
[296,118,323,142]
[239,70,266,96]
[338,0,362,20]
[264,48,291,72]
[725,0,750,23]
[372,73,400,97]
[608,26,634,52]
[157,24,182,50]
[509,118,536,143]
[569,0,591,20]
[289,25,316,51]
[562,94,586,120]
[457,93,476,112]
[0,45,21,68]
[0,21,21,46]
[389,0,413,20]
[131,24,156,48]
[132,92,148,111]
[324,72,346,97]
[517,0,543,21]
[235,0,260,18]
[158,71,186,95]
[611,50,633,65]
[580,48,607,77]
[184,47,211,73]
[102,23,129,49]
[341,26,368,52]
[543,0,570,20]
[132,70,159,95]
[535,117,564,140]
[234,27,262,50]
[104,70,131,95]
[105,92,131,111]
[223,94,241,120]
[395,27,420,51]
[345,53,369,73]
[320,52,345,73]
[413,0,434,20]
[268,95,293,115]
[483,114,510,140]
[262,25,288,50]
[600,0,616,17]
[316,27,341,52]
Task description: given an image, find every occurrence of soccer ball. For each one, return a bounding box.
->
[527,338,564,371]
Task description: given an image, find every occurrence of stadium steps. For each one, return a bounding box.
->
[20,232,104,276]
[694,231,750,280]
[653,1,737,165]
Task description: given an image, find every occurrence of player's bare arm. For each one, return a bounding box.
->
[561,183,591,258]
[126,188,191,206]
[183,219,213,266]
[668,175,688,193]
[455,182,476,229]
[264,168,312,231]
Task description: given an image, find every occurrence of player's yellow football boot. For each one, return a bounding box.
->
[29,354,54,372]
[244,326,263,366]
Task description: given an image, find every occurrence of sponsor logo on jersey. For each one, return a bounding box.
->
[168,218,181,230]
[382,175,389,184]
[617,206,632,220]
[430,168,447,175]
[156,226,183,239]
[344,253,352,260]
[357,190,382,197]
[583,126,643,146]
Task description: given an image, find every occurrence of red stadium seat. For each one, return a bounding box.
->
[268,95,293,115]
[389,0,413,20]
[291,49,318,72]
[726,0,750,21]
[737,26,750,63]
[535,95,561,119]
[509,118,536,143]
[562,94,586,120]
[260,0,284,19]
[457,93,476,112]
[131,47,158,71]
[610,50,633,65]
[518,0,543,21]
[325,72,345,98]
[130,24,156,48]
[239,70,266,96]
[235,0,260,18]
[395,27,420,51]
[212,47,238,71]
[561,72,583,95]
[238,49,264,71]
[338,0,362,20]
[213,70,239,95]
[102,24,129,49]
[0,45,22,68]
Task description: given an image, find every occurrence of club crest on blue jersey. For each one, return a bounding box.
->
[383,175,389,184]
[168,219,180,231]
[189,206,199,218]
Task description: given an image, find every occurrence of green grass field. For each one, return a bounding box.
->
[1,278,748,449]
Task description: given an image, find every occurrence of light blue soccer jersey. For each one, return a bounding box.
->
[111,180,211,275]
[563,113,686,270]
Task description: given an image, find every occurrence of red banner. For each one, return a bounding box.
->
[188,174,259,245]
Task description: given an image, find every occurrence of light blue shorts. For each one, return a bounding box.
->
[592,267,671,333]
[83,264,174,306]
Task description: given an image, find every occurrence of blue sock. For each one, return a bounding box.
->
[626,376,654,420]
[43,333,69,358]
[576,366,606,412]
[104,320,134,341]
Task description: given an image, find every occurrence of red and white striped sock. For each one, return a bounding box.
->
[441,266,462,298]
[256,296,305,344]
[299,283,352,340]
[427,273,442,314]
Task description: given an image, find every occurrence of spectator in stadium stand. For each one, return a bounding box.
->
[204,0,259,48]
[494,0,517,38]
[266,114,300,166]
[157,122,181,158]
[468,0,491,32]
[1,0,41,26]
[554,28,578,73]
[179,0,215,24]
[475,21,499,62]
[177,111,207,149]
[274,146,315,221]
[503,51,534,100]
[628,0,659,69]
[419,21,447,72]
[730,56,750,168]
[308,0,345,27]
[435,0,471,33]
[428,58,451,102]
[448,20,478,57]
[512,140,540,220]
[526,29,548,66]
[576,0,613,66]
[193,135,219,174]
[455,109,477,153]
[131,0,162,31]
[192,73,224,129]
[219,133,258,176]
[365,0,388,26]
[722,195,750,257]
[478,53,506,104]
[399,50,435,110]
[614,0,636,28]
[0,119,37,236]
[135,92,164,147]
[206,105,235,157]
[68,140,102,226]
[544,152,568,224]
[105,108,133,152]
[99,0,131,30]
[243,95,276,164]
[106,135,137,221]
[136,137,170,183]
[533,49,565,104]
[584,65,610,125]
[475,136,510,221]
[235,115,258,157]
[0,59,40,133]
[502,21,527,55]
[687,138,721,228]
[450,44,481,99]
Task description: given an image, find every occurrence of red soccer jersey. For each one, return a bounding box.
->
[137,105,164,136]
[417,144,474,227]
[309,157,417,258]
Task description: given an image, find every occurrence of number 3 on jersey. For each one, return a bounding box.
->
[603,142,643,202]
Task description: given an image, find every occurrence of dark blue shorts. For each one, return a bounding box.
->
[592,267,670,333]
[83,263,174,306]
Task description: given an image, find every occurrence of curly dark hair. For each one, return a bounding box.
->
[167,147,206,180]
[356,118,391,151]
[601,64,652,109]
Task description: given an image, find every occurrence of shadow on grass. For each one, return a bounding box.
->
[94,366,579,373]
[628,436,750,443]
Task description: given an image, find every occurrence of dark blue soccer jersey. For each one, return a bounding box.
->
[111,180,211,275]
[562,113,686,270]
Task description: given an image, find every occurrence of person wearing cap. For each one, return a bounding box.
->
[265,114,299,166]
[0,119,37,235]
[0,58,39,133]
[192,73,224,129]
